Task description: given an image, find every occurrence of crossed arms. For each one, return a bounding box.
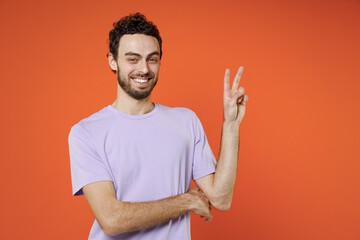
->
[82,67,249,236]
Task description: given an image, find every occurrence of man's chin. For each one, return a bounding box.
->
[131,93,151,100]
[127,88,153,100]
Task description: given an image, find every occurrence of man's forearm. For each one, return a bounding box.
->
[104,193,192,236]
[212,121,240,209]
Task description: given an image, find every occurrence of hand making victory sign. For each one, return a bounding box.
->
[223,66,249,125]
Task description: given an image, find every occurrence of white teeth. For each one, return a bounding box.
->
[133,78,149,83]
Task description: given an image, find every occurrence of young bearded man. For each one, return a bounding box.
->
[68,12,249,240]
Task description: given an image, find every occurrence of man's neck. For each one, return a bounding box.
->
[111,92,154,116]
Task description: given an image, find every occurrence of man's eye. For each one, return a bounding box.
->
[149,58,158,62]
[128,58,137,62]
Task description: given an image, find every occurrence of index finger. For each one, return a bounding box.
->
[224,68,230,92]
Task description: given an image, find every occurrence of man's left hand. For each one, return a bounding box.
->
[223,66,249,125]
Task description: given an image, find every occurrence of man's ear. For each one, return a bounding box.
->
[107,53,118,72]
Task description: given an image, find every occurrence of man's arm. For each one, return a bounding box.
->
[83,181,212,237]
[195,66,249,211]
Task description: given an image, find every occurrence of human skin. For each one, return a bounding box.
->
[195,66,248,211]
[109,34,160,116]
[82,33,249,236]
[113,34,160,101]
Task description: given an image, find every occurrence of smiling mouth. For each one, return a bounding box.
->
[132,78,150,83]
[130,77,153,87]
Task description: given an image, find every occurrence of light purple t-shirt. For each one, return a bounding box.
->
[68,103,217,240]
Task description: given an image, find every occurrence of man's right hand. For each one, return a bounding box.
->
[187,186,213,223]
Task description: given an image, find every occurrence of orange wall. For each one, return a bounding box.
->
[0,0,359,239]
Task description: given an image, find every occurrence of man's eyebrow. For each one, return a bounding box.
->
[147,51,160,57]
[124,52,141,57]
[124,51,160,57]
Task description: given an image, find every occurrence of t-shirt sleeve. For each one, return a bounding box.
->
[68,124,113,196]
[192,112,217,180]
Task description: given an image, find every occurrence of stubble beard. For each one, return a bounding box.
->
[116,66,158,100]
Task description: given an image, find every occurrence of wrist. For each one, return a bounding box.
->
[181,192,195,212]
[222,120,240,131]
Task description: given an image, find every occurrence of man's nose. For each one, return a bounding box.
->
[138,60,149,75]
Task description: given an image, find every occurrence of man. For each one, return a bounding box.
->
[68,12,249,239]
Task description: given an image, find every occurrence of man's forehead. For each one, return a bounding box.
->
[118,34,160,55]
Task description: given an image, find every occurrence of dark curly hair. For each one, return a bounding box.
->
[107,12,162,68]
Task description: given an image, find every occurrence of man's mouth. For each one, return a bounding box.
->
[130,76,153,86]
[132,78,150,83]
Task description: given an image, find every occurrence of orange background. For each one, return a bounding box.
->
[1,0,359,239]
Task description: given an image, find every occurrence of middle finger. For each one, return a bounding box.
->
[231,66,244,92]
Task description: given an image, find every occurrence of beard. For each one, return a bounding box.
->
[116,66,158,100]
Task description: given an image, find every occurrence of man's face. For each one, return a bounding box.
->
[112,34,161,100]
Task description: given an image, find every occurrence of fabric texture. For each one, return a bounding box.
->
[68,103,217,240]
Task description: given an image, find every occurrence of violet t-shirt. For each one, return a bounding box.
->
[68,103,217,239]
